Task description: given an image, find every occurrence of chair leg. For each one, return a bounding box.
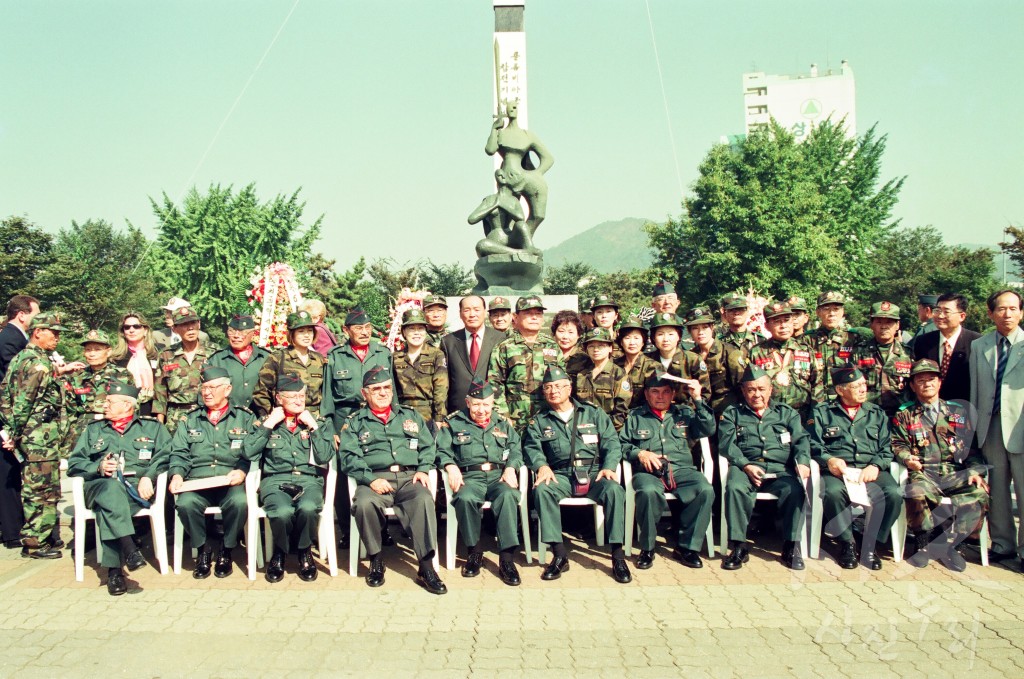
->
[809,487,823,560]
[594,505,605,548]
[74,513,87,582]
[520,499,532,565]
[892,503,907,563]
[446,511,458,571]
[94,521,103,566]
[720,493,729,557]
[623,491,635,556]
[704,524,716,559]
[148,513,169,576]
[535,511,547,565]
[262,517,272,567]
[980,518,990,567]
[348,513,359,577]
[245,522,256,581]
[173,512,184,575]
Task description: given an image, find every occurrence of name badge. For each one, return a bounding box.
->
[502,449,509,461]
[582,434,599,445]
[231,440,242,449]
[780,432,792,444]
[408,438,419,450]
[138,449,152,461]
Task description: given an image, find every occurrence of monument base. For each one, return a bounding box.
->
[472,252,544,296]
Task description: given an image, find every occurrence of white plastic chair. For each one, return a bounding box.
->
[247,460,339,579]
[890,461,990,567]
[718,456,810,559]
[440,465,529,571]
[624,438,717,558]
[72,472,169,581]
[347,469,440,576]
[807,460,902,561]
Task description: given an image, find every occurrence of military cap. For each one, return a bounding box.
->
[488,296,512,312]
[740,364,770,383]
[643,372,676,389]
[542,365,571,384]
[816,291,847,308]
[345,307,370,326]
[29,312,68,332]
[582,327,615,345]
[719,292,749,311]
[228,314,256,330]
[466,379,495,399]
[515,295,546,312]
[422,293,448,309]
[763,301,793,320]
[580,298,594,314]
[831,366,864,386]
[171,306,200,326]
[617,315,647,335]
[106,380,140,399]
[201,366,231,383]
[910,359,942,377]
[649,312,683,330]
[869,301,901,320]
[918,294,939,307]
[787,296,809,312]
[684,306,716,327]
[79,328,112,346]
[401,308,428,328]
[362,365,392,387]
[287,310,316,331]
[161,296,191,312]
[651,281,677,298]
[276,372,305,393]
[590,294,619,310]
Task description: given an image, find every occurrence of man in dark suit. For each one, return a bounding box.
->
[913,293,980,403]
[441,296,503,415]
[0,296,39,381]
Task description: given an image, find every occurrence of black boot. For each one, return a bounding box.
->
[298,547,318,581]
[265,549,286,583]
[193,545,213,579]
[782,541,804,570]
[909,532,932,568]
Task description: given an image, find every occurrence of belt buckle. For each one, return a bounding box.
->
[482,463,495,471]
[389,465,401,472]
[291,471,302,476]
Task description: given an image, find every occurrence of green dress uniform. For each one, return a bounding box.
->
[619,400,716,552]
[573,358,631,431]
[252,348,326,418]
[718,400,809,543]
[807,327,858,401]
[169,405,262,550]
[153,341,217,434]
[67,415,171,567]
[435,410,523,551]
[749,338,822,415]
[808,400,900,544]
[487,332,564,430]
[521,400,626,546]
[67,363,130,438]
[321,342,394,430]
[393,345,448,426]
[248,416,336,553]
[206,345,272,410]
[891,399,988,538]
[340,404,438,560]
[851,340,913,417]
[614,353,660,410]
[695,339,746,417]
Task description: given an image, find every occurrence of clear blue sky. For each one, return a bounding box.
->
[2,1,1021,272]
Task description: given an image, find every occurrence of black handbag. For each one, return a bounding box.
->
[568,409,596,497]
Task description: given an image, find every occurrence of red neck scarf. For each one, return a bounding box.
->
[370,406,391,423]
[352,344,369,362]
[110,415,133,434]
[843,403,861,420]
[233,345,253,364]
[206,404,230,425]
[285,416,298,433]
[473,417,491,429]
[650,408,666,421]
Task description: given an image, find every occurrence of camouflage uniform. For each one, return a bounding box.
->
[487,331,563,430]
[562,348,589,383]
[658,349,711,405]
[393,345,449,426]
[426,328,448,349]
[573,357,631,431]
[807,327,858,401]
[153,341,217,434]
[252,348,327,418]
[206,344,272,410]
[614,353,660,410]
[749,337,821,415]
[851,340,913,417]
[717,329,758,356]
[68,363,130,439]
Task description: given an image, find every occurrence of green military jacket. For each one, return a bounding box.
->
[717,328,758,355]
[718,400,811,474]
[619,400,716,472]
[68,363,130,427]
[426,327,448,349]
[338,405,435,486]
[749,337,822,412]
[573,358,631,431]
[253,347,326,417]
[850,340,913,417]
[0,344,71,460]
[807,327,858,401]
[393,345,448,424]
[247,416,336,477]
[435,410,523,471]
[321,341,394,429]
[614,353,660,410]
[521,400,621,473]
[487,331,564,429]
[695,339,746,417]
[206,345,272,410]
[153,341,218,416]
[808,400,893,470]
[655,348,712,405]
[168,405,261,480]
[67,415,171,483]
[563,349,589,382]
[891,399,985,476]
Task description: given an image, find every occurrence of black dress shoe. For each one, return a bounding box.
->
[908,533,932,569]
[673,547,703,569]
[941,547,968,573]
[611,557,632,584]
[782,542,805,571]
[21,545,62,560]
[498,560,521,586]
[298,548,318,582]
[124,550,146,572]
[417,566,448,595]
[541,556,570,581]
[461,551,483,578]
[721,545,749,571]
[265,550,286,583]
[381,529,395,547]
[365,555,386,587]
[837,541,858,569]
[3,540,21,549]
[107,570,127,596]
[635,550,655,570]
[862,549,882,571]
[194,548,213,579]
[214,549,233,578]
[986,549,1015,563]
[47,537,66,550]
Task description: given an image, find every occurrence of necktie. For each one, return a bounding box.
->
[994,336,1009,415]
[469,333,480,372]
[922,404,938,428]
[940,340,952,379]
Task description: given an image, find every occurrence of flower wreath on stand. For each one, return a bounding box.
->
[743,288,771,340]
[382,287,430,352]
[248,262,304,349]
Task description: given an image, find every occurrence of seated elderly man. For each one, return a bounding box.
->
[339,366,446,594]
[808,366,900,570]
[521,365,630,584]
[718,365,810,571]
[249,374,336,583]
[893,359,989,572]
[67,381,171,595]
[169,367,261,579]
[619,373,716,570]
[436,379,523,585]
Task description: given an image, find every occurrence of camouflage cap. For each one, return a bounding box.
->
[918,294,939,307]
[910,358,942,377]
[590,294,618,310]
[719,292,749,311]
[488,296,512,312]
[542,365,571,384]
[276,372,305,393]
[79,328,112,347]
[106,380,140,399]
[200,366,231,383]
[740,364,769,383]
[816,291,847,308]
[401,308,428,328]
[344,307,370,326]
[649,312,683,330]
[228,314,256,331]
[422,293,448,309]
[831,365,864,386]
[651,281,677,298]
[579,298,594,314]
[617,315,647,335]
[466,379,495,399]
[515,295,546,312]
[787,296,809,312]
[171,306,200,326]
[582,327,615,345]
[29,312,68,332]
[684,306,716,327]
[869,301,901,320]
[763,301,793,320]
[362,365,392,387]
[287,310,316,331]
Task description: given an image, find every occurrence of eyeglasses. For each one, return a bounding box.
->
[365,385,392,394]
[541,384,570,392]
[200,384,230,394]
[122,324,145,330]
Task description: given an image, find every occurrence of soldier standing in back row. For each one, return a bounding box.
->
[717,292,758,355]
[748,302,821,416]
[393,308,448,428]
[685,306,746,418]
[253,311,326,418]
[67,329,130,439]
[487,297,513,337]
[153,307,217,434]
[573,328,631,430]
[852,302,914,417]
[806,291,858,402]
[422,294,449,349]
[206,314,271,411]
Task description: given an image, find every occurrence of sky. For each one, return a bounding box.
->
[2,1,1022,273]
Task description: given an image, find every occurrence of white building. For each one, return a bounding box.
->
[743,61,856,141]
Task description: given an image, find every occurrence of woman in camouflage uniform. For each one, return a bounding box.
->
[551,310,587,380]
[253,311,326,418]
[614,316,658,410]
[393,308,448,428]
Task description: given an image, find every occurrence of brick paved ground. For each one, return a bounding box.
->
[0,489,1021,678]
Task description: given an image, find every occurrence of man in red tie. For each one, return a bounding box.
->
[441,296,503,415]
[913,293,980,403]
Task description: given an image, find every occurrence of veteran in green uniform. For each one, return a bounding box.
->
[686,306,746,418]
[620,373,716,569]
[153,307,217,434]
[522,365,631,584]
[321,307,394,431]
[892,359,988,572]
[422,293,449,348]
[68,329,130,437]
[169,367,261,579]
[808,366,900,570]
[717,292,759,355]
[393,308,448,427]
[851,301,914,417]
[436,379,523,585]
[206,314,271,411]
[749,302,821,416]
[249,374,336,583]
[719,365,810,571]
[67,381,171,595]
[253,311,326,418]
[788,296,810,338]
[614,316,660,410]
[573,328,631,430]
[806,291,859,401]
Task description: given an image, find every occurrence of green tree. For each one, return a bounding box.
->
[590,268,667,317]
[0,215,53,299]
[999,225,1024,280]
[420,261,473,297]
[543,261,598,295]
[305,254,377,333]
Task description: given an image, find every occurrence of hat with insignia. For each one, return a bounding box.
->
[401,308,428,328]
[684,306,716,327]
[582,327,615,345]
[580,298,594,314]
[591,294,619,310]
[344,307,370,326]
[362,365,392,387]
[276,372,305,393]
[161,296,191,312]
[719,292,749,311]
[649,312,683,330]
[172,306,200,326]
[106,380,140,399]
[466,378,495,399]
[740,364,769,383]
[79,328,112,346]
[29,312,68,332]
[869,301,901,320]
[201,366,230,383]
[643,371,675,389]
[616,315,647,336]
[763,301,793,320]
[488,296,512,312]
[651,281,677,298]
[831,365,864,386]
[918,294,939,307]
[422,293,448,309]
[542,365,571,384]
[515,295,546,312]
[228,314,256,331]
[787,296,809,312]
[816,291,847,308]
[910,358,942,377]
[286,310,316,331]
